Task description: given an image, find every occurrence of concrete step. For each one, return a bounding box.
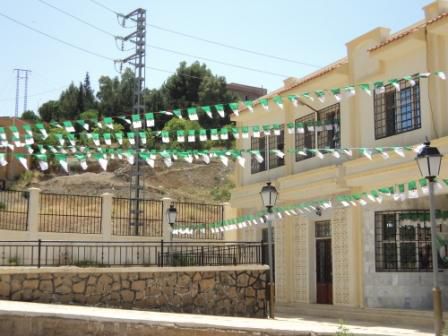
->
[277,303,448,329]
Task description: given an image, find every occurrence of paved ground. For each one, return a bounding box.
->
[0,300,435,336]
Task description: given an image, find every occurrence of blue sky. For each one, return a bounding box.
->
[0,0,429,116]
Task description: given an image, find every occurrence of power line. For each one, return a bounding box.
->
[148,45,289,78]
[86,0,320,68]
[0,11,203,81]
[148,24,321,68]
[38,1,290,78]
[37,0,115,37]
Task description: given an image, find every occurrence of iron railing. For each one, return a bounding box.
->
[174,201,224,240]
[39,193,102,234]
[0,240,264,267]
[112,198,163,237]
[0,191,29,231]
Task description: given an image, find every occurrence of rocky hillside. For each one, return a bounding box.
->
[12,160,235,204]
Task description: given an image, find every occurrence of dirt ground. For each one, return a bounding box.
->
[19,160,234,203]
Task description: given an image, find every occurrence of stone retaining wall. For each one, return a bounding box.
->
[0,265,267,318]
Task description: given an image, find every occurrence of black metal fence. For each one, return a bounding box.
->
[0,240,264,267]
[112,198,163,237]
[0,191,29,231]
[39,193,102,234]
[174,201,224,240]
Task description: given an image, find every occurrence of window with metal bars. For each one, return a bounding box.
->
[374,210,447,272]
[295,104,340,162]
[295,113,315,162]
[317,104,340,149]
[374,77,421,139]
[250,126,285,174]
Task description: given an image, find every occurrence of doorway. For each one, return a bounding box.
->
[315,221,332,304]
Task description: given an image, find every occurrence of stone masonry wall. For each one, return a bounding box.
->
[0,266,267,318]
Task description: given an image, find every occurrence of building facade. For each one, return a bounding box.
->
[227,83,268,101]
[230,0,448,310]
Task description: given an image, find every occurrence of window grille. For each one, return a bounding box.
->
[318,104,340,149]
[374,77,421,139]
[269,127,285,169]
[251,126,284,174]
[250,136,267,174]
[295,113,316,162]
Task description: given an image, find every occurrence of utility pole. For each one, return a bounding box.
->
[116,9,147,236]
[13,69,32,119]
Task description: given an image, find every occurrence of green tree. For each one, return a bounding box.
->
[83,72,96,109]
[162,118,203,150]
[38,100,60,122]
[21,110,39,121]
[59,83,81,120]
[97,68,134,117]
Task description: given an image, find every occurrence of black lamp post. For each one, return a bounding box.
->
[416,140,444,336]
[260,181,278,318]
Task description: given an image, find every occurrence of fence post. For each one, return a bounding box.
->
[222,202,238,241]
[37,239,42,268]
[161,197,172,242]
[26,188,41,239]
[160,239,164,267]
[101,193,113,240]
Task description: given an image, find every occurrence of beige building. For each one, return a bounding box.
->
[230,1,448,310]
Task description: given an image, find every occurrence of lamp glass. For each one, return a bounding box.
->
[168,205,177,225]
[260,182,278,208]
[416,142,442,179]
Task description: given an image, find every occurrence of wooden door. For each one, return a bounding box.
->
[316,238,332,304]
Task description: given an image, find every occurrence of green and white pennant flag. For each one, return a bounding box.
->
[273,96,284,109]
[252,125,261,138]
[115,132,123,145]
[296,122,305,134]
[55,154,68,173]
[241,126,249,139]
[394,147,405,157]
[302,92,314,101]
[228,102,239,116]
[376,147,389,160]
[220,128,228,140]
[173,109,182,119]
[244,100,254,112]
[435,71,446,80]
[103,117,113,130]
[103,133,112,145]
[288,95,299,108]
[418,72,431,79]
[210,129,219,141]
[403,75,416,87]
[287,122,295,134]
[359,83,371,96]
[361,148,373,160]
[35,153,48,171]
[315,90,326,103]
[75,153,88,170]
[374,81,385,94]
[76,119,89,131]
[145,113,155,127]
[9,126,19,138]
[54,133,65,146]
[251,150,264,163]
[161,131,170,143]
[343,85,356,97]
[94,153,108,171]
[408,180,419,199]
[388,79,400,91]
[259,98,269,111]
[24,134,34,145]
[273,124,281,136]
[91,133,100,146]
[131,114,142,129]
[330,88,342,101]
[36,123,48,140]
[125,151,135,165]
[67,134,76,146]
[231,128,239,139]
[0,127,6,140]
[263,125,271,136]
[188,130,196,142]
[0,153,7,166]
[306,121,314,132]
[201,106,213,118]
[199,129,207,141]
[63,121,75,133]
[139,132,147,145]
[215,104,225,118]
[177,130,185,142]
[127,132,135,145]
[22,124,32,137]
[187,107,198,121]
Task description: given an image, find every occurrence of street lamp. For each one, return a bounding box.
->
[260,181,278,318]
[167,204,177,243]
[416,140,444,336]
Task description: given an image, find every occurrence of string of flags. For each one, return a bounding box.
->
[0,143,422,172]
[172,178,448,240]
[0,71,446,135]
[0,119,341,148]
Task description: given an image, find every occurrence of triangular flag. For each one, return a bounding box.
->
[241,127,249,139]
[374,81,385,94]
[177,130,185,143]
[22,124,33,136]
[403,75,416,87]
[359,83,371,96]
[172,109,182,119]
[161,131,170,143]
[228,102,239,116]
[220,128,229,140]
[435,71,446,80]
[287,95,299,108]
[187,107,198,121]
[103,117,113,130]
[35,154,48,171]
[103,133,112,145]
[115,132,123,145]
[75,154,88,170]
[145,113,155,127]
[77,119,89,131]
[244,100,254,112]
[215,104,225,118]
[201,106,213,118]
[188,130,195,142]
[0,153,7,166]
[131,114,142,129]
[55,154,68,173]
[210,129,219,141]
[199,129,207,141]
[388,79,400,92]
[252,126,261,138]
[127,132,135,145]
[63,121,75,133]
